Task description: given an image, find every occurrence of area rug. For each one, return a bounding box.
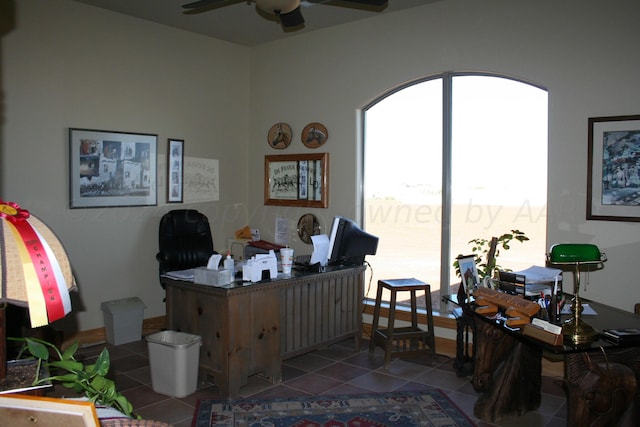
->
[192,389,476,427]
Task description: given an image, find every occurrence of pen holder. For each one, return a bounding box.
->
[538,307,549,322]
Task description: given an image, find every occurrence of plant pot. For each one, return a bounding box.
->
[0,359,51,395]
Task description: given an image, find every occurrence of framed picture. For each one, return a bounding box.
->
[69,128,157,208]
[0,395,100,427]
[457,254,479,293]
[264,153,329,208]
[587,115,640,221]
[167,138,184,203]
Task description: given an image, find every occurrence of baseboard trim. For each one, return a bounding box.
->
[63,316,166,349]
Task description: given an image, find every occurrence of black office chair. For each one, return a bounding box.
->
[156,209,216,288]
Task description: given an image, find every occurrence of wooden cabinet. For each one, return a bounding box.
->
[162,266,364,397]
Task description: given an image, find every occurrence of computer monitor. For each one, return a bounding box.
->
[327,216,379,266]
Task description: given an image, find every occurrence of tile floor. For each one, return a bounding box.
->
[46,337,568,427]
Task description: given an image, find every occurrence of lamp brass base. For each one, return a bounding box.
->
[563,317,599,346]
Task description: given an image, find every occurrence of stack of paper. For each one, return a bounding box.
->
[164,269,195,281]
[513,266,562,283]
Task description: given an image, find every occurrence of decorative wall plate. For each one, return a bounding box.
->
[268,123,292,149]
[301,122,328,148]
[297,213,321,244]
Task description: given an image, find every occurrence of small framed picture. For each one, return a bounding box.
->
[167,138,184,203]
[457,254,479,293]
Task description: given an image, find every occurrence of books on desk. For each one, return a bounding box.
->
[602,328,640,345]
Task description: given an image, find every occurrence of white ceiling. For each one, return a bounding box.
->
[73,0,433,46]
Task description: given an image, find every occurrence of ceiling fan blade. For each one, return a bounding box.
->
[277,5,305,29]
[304,0,389,6]
[334,0,387,5]
[182,0,244,13]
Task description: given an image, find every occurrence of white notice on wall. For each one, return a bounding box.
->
[275,217,289,246]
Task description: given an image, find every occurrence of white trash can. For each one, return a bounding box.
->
[101,297,146,345]
[146,331,202,398]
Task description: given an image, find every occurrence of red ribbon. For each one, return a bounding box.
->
[0,200,65,322]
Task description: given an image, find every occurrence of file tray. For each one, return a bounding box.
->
[194,267,233,286]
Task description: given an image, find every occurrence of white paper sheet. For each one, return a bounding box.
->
[310,234,330,266]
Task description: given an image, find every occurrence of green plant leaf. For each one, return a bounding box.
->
[26,340,49,360]
[93,349,111,376]
[49,360,84,372]
[61,342,79,360]
[114,395,134,417]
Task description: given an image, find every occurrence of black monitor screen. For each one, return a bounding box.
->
[328,216,379,266]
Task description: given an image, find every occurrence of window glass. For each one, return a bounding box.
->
[364,74,548,309]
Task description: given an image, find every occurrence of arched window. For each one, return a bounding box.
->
[363,73,548,310]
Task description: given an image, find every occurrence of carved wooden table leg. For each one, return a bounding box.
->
[472,320,542,421]
[566,348,640,426]
[453,309,475,377]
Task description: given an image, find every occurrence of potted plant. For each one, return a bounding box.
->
[9,337,137,418]
[454,229,529,280]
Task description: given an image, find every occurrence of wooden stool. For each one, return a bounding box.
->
[369,278,436,368]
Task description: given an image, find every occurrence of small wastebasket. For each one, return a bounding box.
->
[146,331,202,398]
[101,297,146,345]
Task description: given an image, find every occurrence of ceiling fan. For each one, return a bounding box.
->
[182,0,389,31]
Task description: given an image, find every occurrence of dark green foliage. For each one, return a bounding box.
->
[10,337,136,418]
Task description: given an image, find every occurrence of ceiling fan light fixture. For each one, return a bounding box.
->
[278,6,304,28]
[256,0,300,15]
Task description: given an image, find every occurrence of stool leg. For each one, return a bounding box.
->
[384,290,397,369]
[369,283,384,357]
[410,290,419,350]
[410,290,418,328]
[424,287,436,360]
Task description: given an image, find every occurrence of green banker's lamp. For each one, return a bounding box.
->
[547,243,606,345]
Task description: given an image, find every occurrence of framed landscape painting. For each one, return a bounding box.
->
[587,115,640,221]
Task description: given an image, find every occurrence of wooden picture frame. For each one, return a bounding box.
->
[264,153,329,208]
[167,138,184,203]
[0,395,100,427]
[69,128,157,208]
[587,115,640,221]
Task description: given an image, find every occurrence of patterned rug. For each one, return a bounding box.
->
[192,389,476,427]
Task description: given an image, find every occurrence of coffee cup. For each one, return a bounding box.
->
[280,247,294,275]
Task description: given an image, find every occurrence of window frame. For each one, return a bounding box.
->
[359,71,548,312]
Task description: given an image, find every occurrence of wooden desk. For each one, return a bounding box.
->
[444,293,640,425]
[161,266,364,397]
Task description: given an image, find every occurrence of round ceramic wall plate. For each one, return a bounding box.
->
[268,123,292,149]
[297,213,321,244]
[301,122,328,148]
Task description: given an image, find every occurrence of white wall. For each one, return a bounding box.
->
[1,0,250,332]
[2,0,639,334]
[248,0,640,311]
